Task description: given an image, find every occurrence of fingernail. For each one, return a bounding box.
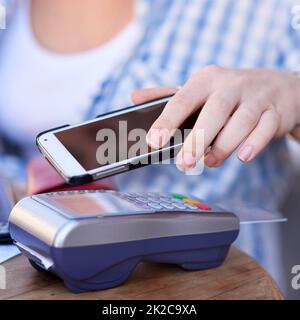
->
[146,129,163,149]
[177,152,196,170]
[238,145,254,162]
[183,153,196,167]
[205,154,218,167]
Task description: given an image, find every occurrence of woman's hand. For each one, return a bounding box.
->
[132,66,300,171]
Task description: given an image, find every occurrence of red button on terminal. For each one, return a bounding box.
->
[196,203,211,211]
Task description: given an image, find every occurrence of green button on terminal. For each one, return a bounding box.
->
[171,193,186,200]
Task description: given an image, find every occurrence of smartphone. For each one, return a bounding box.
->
[36,96,199,185]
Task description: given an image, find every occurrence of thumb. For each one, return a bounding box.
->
[131,87,177,105]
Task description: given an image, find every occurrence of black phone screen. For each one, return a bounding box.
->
[55,98,199,171]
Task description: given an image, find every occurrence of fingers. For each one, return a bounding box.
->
[132,67,283,172]
[131,87,177,105]
[204,101,263,167]
[176,92,239,170]
[146,74,212,149]
[237,108,280,162]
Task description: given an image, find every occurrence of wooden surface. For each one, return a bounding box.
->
[0,247,282,300]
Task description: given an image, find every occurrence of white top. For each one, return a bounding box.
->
[0,0,141,158]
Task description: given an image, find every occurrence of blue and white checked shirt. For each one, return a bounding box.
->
[1,0,300,282]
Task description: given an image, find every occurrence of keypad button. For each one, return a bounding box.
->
[171,193,186,200]
[196,203,211,211]
[147,192,157,197]
[147,203,163,210]
[136,192,147,197]
[151,199,163,204]
[160,203,175,209]
[135,197,148,203]
[160,198,172,204]
[131,193,139,197]
[182,199,199,205]
[159,194,169,200]
[171,199,184,204]
[172,203,187,209]
[185,204,199,210]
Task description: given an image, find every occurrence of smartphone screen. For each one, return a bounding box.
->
[54,99,199,171]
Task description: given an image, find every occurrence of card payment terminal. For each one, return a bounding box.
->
[9,190,239,293]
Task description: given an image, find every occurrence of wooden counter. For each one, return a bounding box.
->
[0,247,282,300]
